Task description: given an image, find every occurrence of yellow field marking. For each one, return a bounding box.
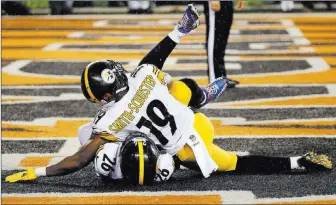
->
[212,121,336,136]
[4,48,336,62]
[234,68,336,85]
[2,20,205,31]
[239,56,335,66]
[2,20,99,29]
[2,49,200,61]
[308,38,336,43]
[2,35,336,46]
[2,36,206,47]
[124,64,207,71]
[322,57,336,65]
[5,30,334,44]
[1,30,72,37]
[193,68,336,86]
[313,46,336,54]
[226,96,336,107]
[213,119,336,127]
[262,120,336,126]
[1,97,34,102]
[298,25,336,32]
[0,19,281,30]
[2,72,79,86]
[258,200,336,204]
[288,45,336,53]
[2,120,91,138]
[0,30,184,37]
[3,117,334,139]
[304,33,336,39]
[19,157,53,167]
[292,17,336,23]
[3,14,336,20]
[3,18,336,31]
[2,195,222,204]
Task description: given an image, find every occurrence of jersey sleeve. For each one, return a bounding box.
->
[92,125,118,141]
[132,64,168,86]
[154,153,175,183]
[92,108,118,141]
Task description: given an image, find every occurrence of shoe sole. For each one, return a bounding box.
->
[305,152,333,170]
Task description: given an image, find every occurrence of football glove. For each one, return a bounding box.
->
[5,168,37,183]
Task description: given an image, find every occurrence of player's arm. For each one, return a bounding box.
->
[138,36,177,70]
[46,135,106,176]
[5,135,106,183]
[138,4,200,70]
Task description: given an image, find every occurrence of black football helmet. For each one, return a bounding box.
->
[120,132,159,185]
[81,60,128,105]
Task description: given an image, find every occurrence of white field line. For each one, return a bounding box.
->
[2,60,79,78]
[3,117,93,126]
[206,94,336,108]
[3,13,336,20]
[230,57,329,77]
[2,85,80,89]
[216,135,336,139]
[254,195,336,204]
[2,93,85,105]
[211,117,336,126]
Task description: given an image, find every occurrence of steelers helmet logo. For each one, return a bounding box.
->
[101,69,116,84]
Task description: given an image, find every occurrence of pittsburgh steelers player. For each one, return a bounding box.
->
[6,4,332,185]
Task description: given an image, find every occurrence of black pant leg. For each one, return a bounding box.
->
[213,1,233,77]
[179,78,205,108]
[138,36,177,70]
[235,155,291,173]
[206,1,233,81]
[203,2,210,78]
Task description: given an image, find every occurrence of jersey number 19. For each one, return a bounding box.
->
[136,99,176,145]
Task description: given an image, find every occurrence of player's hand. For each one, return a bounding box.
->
[236,0,244,11]
[210,1,221,12]
[5,168,37,183]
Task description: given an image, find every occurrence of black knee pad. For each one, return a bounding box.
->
[179,78,204,108]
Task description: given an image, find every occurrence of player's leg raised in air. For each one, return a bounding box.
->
[175,109,332,173]
[137,4,228,110]
[135,4,332,174]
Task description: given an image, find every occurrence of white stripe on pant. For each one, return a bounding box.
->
[207,1,216,83]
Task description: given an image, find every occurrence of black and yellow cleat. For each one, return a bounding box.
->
[298,152,333,171]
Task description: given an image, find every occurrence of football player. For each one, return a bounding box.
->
[6,4,332,185]
[78,123,175,184]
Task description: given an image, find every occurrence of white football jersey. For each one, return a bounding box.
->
[94,142,175,182]
[78,123,175,182]
[92,64,195,155]
[94,143,123,180]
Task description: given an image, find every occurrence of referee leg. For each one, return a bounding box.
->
[205,1,239,87]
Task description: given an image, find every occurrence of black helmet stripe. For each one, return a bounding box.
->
[138,141,144,185]
[84,66,103,105]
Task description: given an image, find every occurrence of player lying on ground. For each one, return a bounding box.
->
[6,4,332,185]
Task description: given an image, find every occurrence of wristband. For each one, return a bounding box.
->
[35,167,47,177]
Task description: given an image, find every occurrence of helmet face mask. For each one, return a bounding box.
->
[81,60,128,105]
[120,132,159,185]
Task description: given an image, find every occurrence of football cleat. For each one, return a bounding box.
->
[298,152,333,171]
[226,78,240,89]
[177,4,200,34]
[196,77,228,109]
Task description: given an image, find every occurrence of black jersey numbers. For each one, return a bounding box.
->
[136,100,177,145]
[100,154,116,172]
